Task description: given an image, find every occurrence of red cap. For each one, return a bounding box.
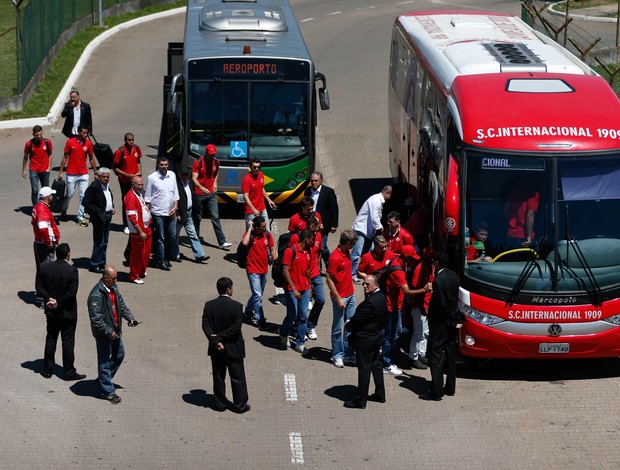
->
[401,245,420,260]
[422,246,436,258]
[205,144,217,156]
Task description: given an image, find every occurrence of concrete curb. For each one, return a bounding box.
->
[0,6,186,131]
[547,1,619,23]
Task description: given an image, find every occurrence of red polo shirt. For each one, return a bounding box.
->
[245,231,274,275]
[290,231,322,279]
[283,244,310,292]
[241,171,266,214]
[327,247,354,299]
[64,137,93,175]
[358,249,396,275]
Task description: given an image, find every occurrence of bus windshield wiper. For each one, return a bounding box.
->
[505,250,542,306]
[564,238,604,306]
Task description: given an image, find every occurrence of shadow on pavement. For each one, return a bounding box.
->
[324,384,357,402]
[395,373,429,397]
[21,358,48,376]
[18,290,40,308]
[69,380,105,399]
[253,334,285,351]
[182,389,226,412]
[348,177,393,214]
[14,206,32,216]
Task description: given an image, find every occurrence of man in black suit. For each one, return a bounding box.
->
[422,251,460,401]
[202,277,250,413]
[82,167,114,273]
[61,89,93,138]
[343,274,386,409]
[305,171,338,265]
[35,243,86,380]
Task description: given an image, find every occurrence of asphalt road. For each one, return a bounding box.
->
[2,0,620,468]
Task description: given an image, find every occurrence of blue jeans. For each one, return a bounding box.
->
[331,294,356,360]
[244,208,269,231]
[176,209,205,259]
[350,230,373,280]
[90,211,112,267]
[320,231,331,266]
[192,193,227,245]
[152,214,177,264]
[95,336,125,396]
[246,272,268,321]
[64,173,89,220]
[307,275,325,330]
[382,309,401,367]
[279,289,310,349]
[29,170,49,206]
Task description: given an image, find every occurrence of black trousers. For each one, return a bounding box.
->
[210,353,248,410]
[428,322,457,397]
[44,315,77,375]
[353,344,385,406]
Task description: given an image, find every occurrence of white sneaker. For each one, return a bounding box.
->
[124,227,130,235]
[331,357,344,368]
[308,300,314,311]
[220,242,232,250]
[132,279,144,285]
[383,364,403,376]
[307,328,318,340]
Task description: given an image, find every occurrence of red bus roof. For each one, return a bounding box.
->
[452,73,620,152]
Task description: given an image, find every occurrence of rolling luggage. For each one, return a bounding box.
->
[50,178,65,213]
[90,134,114,169]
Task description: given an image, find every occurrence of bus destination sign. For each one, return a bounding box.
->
[188,59,310,81]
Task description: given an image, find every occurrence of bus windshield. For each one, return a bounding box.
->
[188,81,308,161]
[463,151,620,293]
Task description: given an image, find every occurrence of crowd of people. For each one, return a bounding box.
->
[26,90,462,409]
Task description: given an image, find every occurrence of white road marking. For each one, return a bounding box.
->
[326,11,342,16]
[357,6,376,10]
[396,1,416,4]
[284,373,298,402]
[289,432,305,464]
[301,17,314,22]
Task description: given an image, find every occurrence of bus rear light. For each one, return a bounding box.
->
[464,335,476,347]
[243,45,251,55]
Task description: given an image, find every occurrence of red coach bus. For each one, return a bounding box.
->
[388,10,620,359]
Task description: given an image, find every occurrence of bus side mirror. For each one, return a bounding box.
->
[319,87,330,110]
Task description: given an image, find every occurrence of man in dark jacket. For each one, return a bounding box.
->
[422,251,460,401]
[304,171,338,265]
[202,277,250,413]
[88,266,138,404]
[82,167,114,273]
[35,243,85,380]
[343,274,387,409]
[61,89,93,138]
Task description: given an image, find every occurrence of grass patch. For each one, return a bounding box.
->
[0,0,185,121]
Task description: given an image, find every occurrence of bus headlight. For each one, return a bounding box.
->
[603,314,620,325]
[287,179,297,189]
[459,301,505,326]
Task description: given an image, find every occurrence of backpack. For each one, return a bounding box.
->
[376,260,404,295]
[115,144,142,167]
[271,235,296,287]
[236,234,254,269]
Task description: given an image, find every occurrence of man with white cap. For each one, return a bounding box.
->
[32,186,60,276]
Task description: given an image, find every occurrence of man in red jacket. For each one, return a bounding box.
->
[32,186,60,274]
[124,177,152,284]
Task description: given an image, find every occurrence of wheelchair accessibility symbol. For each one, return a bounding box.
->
[230,141,247,159]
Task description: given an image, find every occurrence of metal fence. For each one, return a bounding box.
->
[0,0,177,106]
[521,0,620,96]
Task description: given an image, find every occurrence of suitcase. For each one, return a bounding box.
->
[50,178,65,213]
[90,134,114,169]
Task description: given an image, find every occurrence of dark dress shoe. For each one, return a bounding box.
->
[233,404,251,414]
[420,392,443,402]
[41,370,53,379]
[443,388,455,397]
[157,263,170,271]
[410,359,428,370]
[103,393,121,404]
[195,256,210,263]
[343,400,366,409]
[419,356,429,366]
[367,394,386,403]
[164,260,172,268]
[64,372,86,381]
[89,266,104,274]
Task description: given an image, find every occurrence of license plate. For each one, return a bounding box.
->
[236,194,245,203]
[539,343,570,354]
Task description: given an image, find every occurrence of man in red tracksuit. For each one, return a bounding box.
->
[124,177,151,284]
[32,186,61,274]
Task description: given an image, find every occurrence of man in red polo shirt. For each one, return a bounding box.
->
[381,245,429,376]
[241,216,276,330]
[279,228,314,356]
[356,234,397,282]
[113,132,142,233]
[408,247,435,369]
[326,229,358,368]
[385,211,415,254]
[58,126,97,226]
[191,144,231,249]
[242,158,276,230]
[288,196,322,233]
[22,125,53,207]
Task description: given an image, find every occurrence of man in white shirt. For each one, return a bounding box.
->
[144,157,179,271]
[82,168,115,273]
[350,185,392,282]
